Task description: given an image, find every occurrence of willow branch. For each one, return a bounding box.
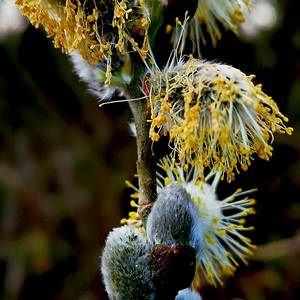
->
[129,93,157,207]
[125,0,165,218]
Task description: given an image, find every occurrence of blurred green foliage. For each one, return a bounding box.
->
[0,0,300,299]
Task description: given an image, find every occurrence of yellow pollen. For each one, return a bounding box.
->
[171,168,179,175]
[228,224,235,230]
[206,235,216,244]
[175,17,182,26]
[286,127,293,135]
[130,200,137,207]
[177,178,183,183]
[130,193,139,199]
[248,208,256,214]
[129,211,138,218]
[165,24,173,34]
[164,177,171,186]
[212,215,219,224]
[125,180,132,187]
[247,249,254,256]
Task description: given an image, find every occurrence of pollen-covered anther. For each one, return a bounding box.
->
[128,211,139,219]
[130,193,139,199]
[125,180,133,188]
[130,199,139,206]
[165,177,171,186]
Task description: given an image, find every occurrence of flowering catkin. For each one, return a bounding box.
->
[147,56,293,181]
[125,155,258,287]
[16,0,150,80]
[166,0,252,56]
[157,156,257,287]
[146,182,203,256]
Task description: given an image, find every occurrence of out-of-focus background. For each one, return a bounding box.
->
[0,0,300,299]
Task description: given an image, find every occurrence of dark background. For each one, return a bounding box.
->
[0,0,300,299]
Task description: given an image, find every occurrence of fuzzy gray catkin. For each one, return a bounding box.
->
[146,182,203,257]
[146,182,204,298]
[101,225,154,300]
